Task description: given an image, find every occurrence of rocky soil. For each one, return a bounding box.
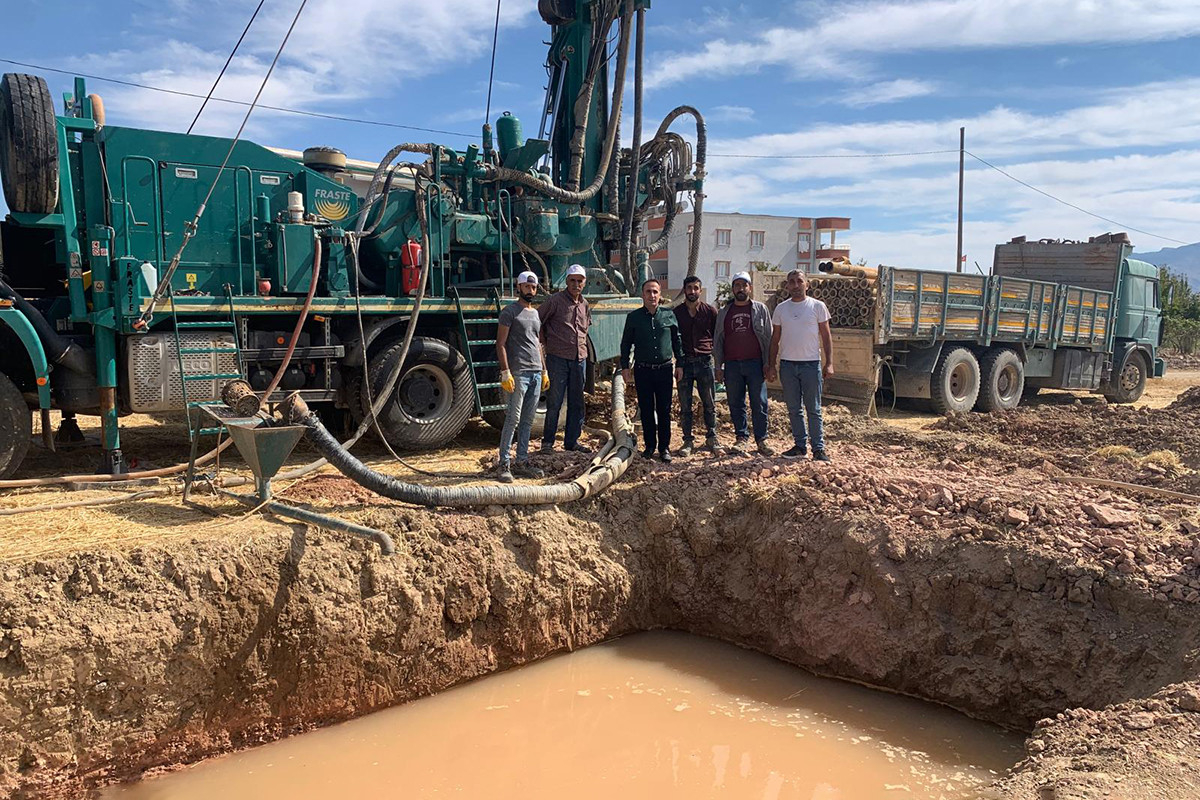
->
[2,384,1199,798]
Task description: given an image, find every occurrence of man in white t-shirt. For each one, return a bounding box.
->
[766,269,834,461]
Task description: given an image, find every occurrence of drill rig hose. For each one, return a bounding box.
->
[480,0,632,205]
[653,106,706,280]
[277,373,636,508]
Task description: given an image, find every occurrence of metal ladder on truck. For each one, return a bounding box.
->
[169,283,246,441]
[452,287,507,415]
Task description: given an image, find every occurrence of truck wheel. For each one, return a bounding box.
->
[1105,353,1147,404]
[482,388,547,438]
[0,371,32,479]
[976,348,1024,412]
[929,346,980,414]
[0,73,59,214]
[363,337,474,450]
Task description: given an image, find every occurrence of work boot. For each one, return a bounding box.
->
[640,448,655,460]
[782,445,806,459]
[567,443,593,454]
[812,449,832,462]
[704,435,725,456]
[678,438,694,457]
[756,439,776,457]
[496,465,514,483]
[731,437,751,454]
[659,450,673,463]
[512,462,545,478]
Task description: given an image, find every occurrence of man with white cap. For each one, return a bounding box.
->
[494,271,549,483]
[713,271,775,456]
[538,264,592,454]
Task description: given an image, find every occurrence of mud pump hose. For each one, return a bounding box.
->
[279,373,635,508]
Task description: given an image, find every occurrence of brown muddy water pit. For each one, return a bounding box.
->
[2,434,1200,799]
[101,632,1022,799]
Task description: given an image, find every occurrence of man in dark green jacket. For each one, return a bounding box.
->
[621,278,683,461]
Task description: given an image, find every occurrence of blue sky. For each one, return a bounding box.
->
[5,0,1200,271]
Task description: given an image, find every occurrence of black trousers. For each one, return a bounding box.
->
[634,362,674,453]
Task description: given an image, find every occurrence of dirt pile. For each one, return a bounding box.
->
[929,400,1200,495]
[993,681,1200,799]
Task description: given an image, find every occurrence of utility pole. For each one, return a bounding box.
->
[956,126,965,273]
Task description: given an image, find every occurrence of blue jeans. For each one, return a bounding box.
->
[499,370,542,468]
[724,358,768,441]
[779,360,825,452]
[542,354,586,449]
[678,355,717,441]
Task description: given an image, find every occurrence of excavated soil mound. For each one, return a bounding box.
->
[2,440,1200,799]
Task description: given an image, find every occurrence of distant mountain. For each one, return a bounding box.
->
[1133,242,1200,286]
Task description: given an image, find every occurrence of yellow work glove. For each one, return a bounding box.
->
[500,370,515,393]
[541,371,550,392]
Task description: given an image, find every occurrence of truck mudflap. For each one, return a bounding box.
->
[0,305,52,409]
[1154,358,1167,378]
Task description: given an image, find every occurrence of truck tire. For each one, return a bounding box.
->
[0,73,59,214]
[975,348,1024,412]
[1105,352,1147,404]
[0,371,32,479]
[929,346,980,414]
[363,337,474,450]
[482,387,547,438]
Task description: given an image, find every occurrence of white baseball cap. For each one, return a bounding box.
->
[517,270,538,286]
[566,264,587,278]
[732,271,752,285]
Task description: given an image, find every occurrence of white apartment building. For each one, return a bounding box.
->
[642,212,851,298]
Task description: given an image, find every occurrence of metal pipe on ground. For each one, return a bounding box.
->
[216,487,395,555]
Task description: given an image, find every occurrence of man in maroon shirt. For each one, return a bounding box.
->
[713,271,775,456]
[673,276,723,456]
[538,264,592,453]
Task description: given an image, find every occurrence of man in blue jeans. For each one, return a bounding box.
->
[673,275,723,456]
[495,271,550,482]
[538,264,592,454]
[713,271,775,456]
[767,269,834,461]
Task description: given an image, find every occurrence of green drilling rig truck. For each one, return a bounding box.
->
[0,0,704,478]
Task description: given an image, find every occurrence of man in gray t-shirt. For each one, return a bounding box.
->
[494,271,549,482]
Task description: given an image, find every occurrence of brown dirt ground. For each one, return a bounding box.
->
[1,376,1199,798]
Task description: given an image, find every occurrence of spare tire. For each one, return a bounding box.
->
[0,73,59,214]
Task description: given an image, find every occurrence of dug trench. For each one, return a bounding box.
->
[3,402,1200,798]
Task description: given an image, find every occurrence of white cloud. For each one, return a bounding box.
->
[840,79,937,108]
[647,0,1200,88]
[67,0,536,137]
[709,105,756,122]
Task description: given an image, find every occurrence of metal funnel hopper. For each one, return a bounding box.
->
[223,421,307,500]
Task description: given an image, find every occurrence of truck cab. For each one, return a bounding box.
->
[1112,256,1166,385]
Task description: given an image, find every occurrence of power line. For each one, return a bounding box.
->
[188,0,266,134]
[707,149,958,159]
[0,57,476,139]
[965,151,1190,246]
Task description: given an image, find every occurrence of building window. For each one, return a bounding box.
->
[637,233,647,249]
[798,233,811,254]
[715,260,731,279]
[750,230,765,248]
[716,228,731,247]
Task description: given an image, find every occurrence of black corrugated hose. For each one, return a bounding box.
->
[278,373,635,508]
